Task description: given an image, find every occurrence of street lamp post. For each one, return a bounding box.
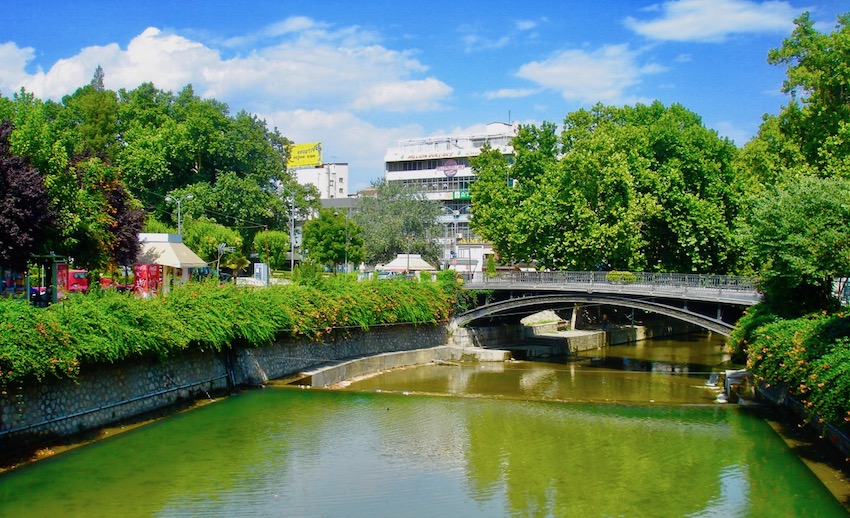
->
[279,189,296,272]
[334,209,351,274]
[165,194,194,235]
[288,198,295,272]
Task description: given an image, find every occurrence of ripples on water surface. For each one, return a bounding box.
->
[0,335,846,517]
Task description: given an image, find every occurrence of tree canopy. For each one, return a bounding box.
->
[301,209,364,271]
[766,12,850,179]
[354,180,442,265]
[471,102,742,273]
[0,68,302,272]
[0,121,56,270]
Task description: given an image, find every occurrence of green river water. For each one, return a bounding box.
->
[0,333,847,517]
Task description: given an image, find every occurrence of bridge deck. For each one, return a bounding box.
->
[462,271,761,306]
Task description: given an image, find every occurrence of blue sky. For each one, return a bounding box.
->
[2,0,847,191]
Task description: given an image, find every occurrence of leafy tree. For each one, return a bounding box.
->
[7,90,68,177]
[0,120,56,270]
[302,209,364,271]
[734,115,811,195]
[767,11,850,178]
[106,180,146,267]
[472,103,742,273]
[58,157,144,270]
[354,179,442,265]
[223,254,250,277]
[226,110,291,185]
[740,176,850,316]
[253,229,290,270]
[179,172,284,249]
[59,83,120,160]
[182,218,241,266]
[143,214,174,234]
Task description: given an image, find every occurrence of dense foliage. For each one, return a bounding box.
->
[739,176,850,316]
[0,277,459,386]
[0,121,56,270]
[0,74,307,271]
[767,12,850,178]
[354,179,442,265]
[731,307,850,424]
[301,209,365,270]
[471,102,742,273]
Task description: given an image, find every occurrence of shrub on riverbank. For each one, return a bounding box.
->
[730,305,850,425]
[0,277,458,386]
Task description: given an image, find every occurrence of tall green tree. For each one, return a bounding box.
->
[58,157,145,270]
[354,180,441,265]
[472,102,742,273]
[740,176,850,316]
[182,218,241,267]
[766,11,850,178]
[302,209,364,271]
[253,229,290,270]
[59,82,120,161]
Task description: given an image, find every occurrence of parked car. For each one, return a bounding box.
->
[66,269,89,292]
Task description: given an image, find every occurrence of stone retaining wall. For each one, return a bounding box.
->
[0,324,448,453]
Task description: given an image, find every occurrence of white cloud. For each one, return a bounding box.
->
[351,78,453,112]
[0,42,37,95]
[462,34,511,52]
[0,17,449,116]
[461,17,546,53]
[515,44,665,105]
[712,120,755,146]
[483,87,540,100]
[516,20,538,31]
[624,0,798,42]
[0,17,453,190]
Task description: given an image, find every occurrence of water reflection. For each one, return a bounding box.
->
[0,334,845,516]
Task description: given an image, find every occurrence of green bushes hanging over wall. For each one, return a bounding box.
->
[0,277,459,386]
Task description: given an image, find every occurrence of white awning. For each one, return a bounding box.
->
[137,233,208,269]
[379,254,436,272]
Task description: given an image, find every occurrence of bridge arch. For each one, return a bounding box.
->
[454,294,736,336]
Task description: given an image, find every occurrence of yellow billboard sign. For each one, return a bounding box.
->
[289,142,322,168]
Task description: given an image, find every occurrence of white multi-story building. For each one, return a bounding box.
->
[295,163,349,199]
[384,122,517,272]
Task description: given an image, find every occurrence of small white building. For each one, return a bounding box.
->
[136,233,207,294]
[295,163,350,199]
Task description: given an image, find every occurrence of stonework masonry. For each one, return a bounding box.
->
[0,324,448,454]
[0,319,698,455]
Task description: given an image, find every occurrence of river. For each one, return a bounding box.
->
[0,333,847,516]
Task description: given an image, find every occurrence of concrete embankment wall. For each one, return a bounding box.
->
[607,321,700,345]
[0,324,449,452]
[303,345,510,388]
[456,321,701,357]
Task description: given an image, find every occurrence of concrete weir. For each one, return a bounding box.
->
[293,345,511,388]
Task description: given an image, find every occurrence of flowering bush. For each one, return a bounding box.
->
[734,306,850,424]
[0,276,459,386]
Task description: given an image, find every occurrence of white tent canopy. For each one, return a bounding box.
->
[137,233,207,269]
[378,254,435,272]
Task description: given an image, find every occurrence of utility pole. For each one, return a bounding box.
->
[165,194,194,235]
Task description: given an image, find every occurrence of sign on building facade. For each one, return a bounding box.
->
[289,142,323,168]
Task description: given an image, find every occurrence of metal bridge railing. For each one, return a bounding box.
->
[463,271,761,304]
